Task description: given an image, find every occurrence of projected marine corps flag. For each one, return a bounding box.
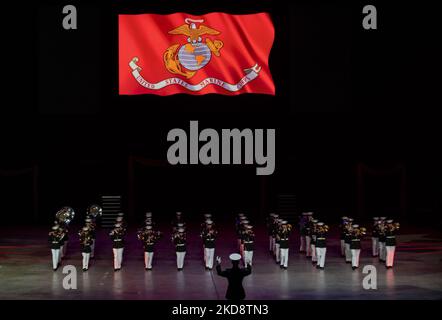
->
[119,13,275,96]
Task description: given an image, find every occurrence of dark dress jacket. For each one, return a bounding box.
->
[216,264,252,300]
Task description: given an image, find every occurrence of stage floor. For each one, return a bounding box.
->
[1,224,441,300]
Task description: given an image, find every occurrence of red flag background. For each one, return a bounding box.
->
[119,13,275,96]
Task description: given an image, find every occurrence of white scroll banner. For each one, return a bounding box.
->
[129,57,262,92]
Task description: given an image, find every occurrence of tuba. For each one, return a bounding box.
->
[87,204,102,219]
[56,207,75,226]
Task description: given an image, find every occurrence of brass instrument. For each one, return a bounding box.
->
[49,229,65,242]
[55,207,75,226]
[87,204,102,219]
[387,222,400,232]
[352,226,367,237]
[317,224,329,234]
[109,227,124,238]
[172,231,186,243]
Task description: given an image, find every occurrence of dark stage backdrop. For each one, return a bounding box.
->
[0,0,440,227]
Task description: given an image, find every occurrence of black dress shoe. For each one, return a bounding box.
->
[316,265,320,269]
[346,261,351,264]
[352,266,357,270]
[83,268,87,272]
[280,265,284,269]
[205,267,209,270]
[178,268,183,271]
[283,267,287,270]
[114,269,118,272]
[53,268,57,271]
[319,267,324,270]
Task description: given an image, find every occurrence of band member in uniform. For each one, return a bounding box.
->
[48,225,63,271]
[310,219,319,265]
[110,223,125,271]
[216,254,252,301]
[266,213,276,253]
[201,220,218,270]
[350,224,366,270]
[344,218,354,263]
[278,220,292,269]
[304,212,314,257]
[385,219,399,268]
[270,214,279,257]
[371,217,380,257]
[339,216,349,257]
[378,217,387,262]
[173,227,186,271]
[315,222,329,269]
[137,225,161,270]
[200,214,213,266]
[235,214,246,251]
[59,224,69,261]
[243,225,255,266]
[85,218,96,258]
[79,226,93,271]
[275,218,285,263]
[299,212,308,253]
[239,219,249,259]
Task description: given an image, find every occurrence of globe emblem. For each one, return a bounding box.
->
[177,42,212,71]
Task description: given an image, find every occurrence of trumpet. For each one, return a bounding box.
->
[352,227,367,237]
[317,224,329,234]
[387,222,400,232]
[109,227,124,237]
[49,230,65,242]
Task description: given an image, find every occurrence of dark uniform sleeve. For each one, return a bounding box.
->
[216,265,228,277]
[243,264,252,276]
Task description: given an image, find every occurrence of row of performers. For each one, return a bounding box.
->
[266,213,329,269]
[77,212,220,271]
[340,216,400,269]
[49,212,399,272]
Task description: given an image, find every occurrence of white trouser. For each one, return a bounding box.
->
[306,236,312,256]
[280,248,289,267]
[275,243,281,262]
[205,248,215,268]
[51,249,60,269]
[300,236,306,252]
[176,251,186,269]
[372,237,379,256]
[269,236,273,251]
[386,246,396,267]
[351,249,360,267]
[82,252,90,269]
[316,247,327,268]
[113,248,124,269]
[144,252,154,269]
[379,242,386,261]
[340,240,345,256]
[59,245,64,261]
[91,239,95,258]
[244,250,253,266]
[311,244,317,262]
[345,243,352,262]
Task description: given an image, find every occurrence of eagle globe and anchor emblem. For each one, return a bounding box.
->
[164,18,224,78]
[129,17,263,92]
